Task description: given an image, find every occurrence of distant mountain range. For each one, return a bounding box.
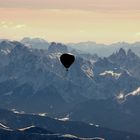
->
[19,37,140,56]
[21,37,50,49]
[0,39,140,137]
[68,41,140,56]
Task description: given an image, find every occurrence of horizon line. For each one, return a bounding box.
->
[1,37,140,46]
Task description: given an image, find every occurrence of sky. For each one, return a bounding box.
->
[0,0,140,44]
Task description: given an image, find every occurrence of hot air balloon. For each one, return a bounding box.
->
[60,53,75,71]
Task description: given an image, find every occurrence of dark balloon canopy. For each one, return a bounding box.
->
[60,53,75,71]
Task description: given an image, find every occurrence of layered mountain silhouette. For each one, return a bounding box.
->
[0,108,140,140]
[0,39,140,137]
[68,41,140,56]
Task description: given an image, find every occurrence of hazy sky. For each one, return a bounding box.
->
[0,0,140,43]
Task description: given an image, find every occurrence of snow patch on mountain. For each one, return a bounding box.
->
[89,123,100,128]
[62,134,78,138]
[18,125,35,131]
[38,113,47,117]
[117,87,140,102]
[81,64,94,78]
[126,87,140,97]
[92,138,105,140]
[56,114,70,121]
[0,123,9,129]
[100,70,121,79]
[0,49,11,55]
[58,117,70,121]
[116,93,125,100]
[48,52,62,59]
[11,109,25,114]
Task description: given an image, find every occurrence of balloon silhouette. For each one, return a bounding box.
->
[60,53,75,71]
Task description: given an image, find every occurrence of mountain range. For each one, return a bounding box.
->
[0,39,140,138]
[68,41,140,57]
[0,108,140,140]
[18,37,140,56]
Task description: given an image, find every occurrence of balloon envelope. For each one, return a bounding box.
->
[60,53,75,70]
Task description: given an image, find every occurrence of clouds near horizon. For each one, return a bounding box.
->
[0,0,140,43]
